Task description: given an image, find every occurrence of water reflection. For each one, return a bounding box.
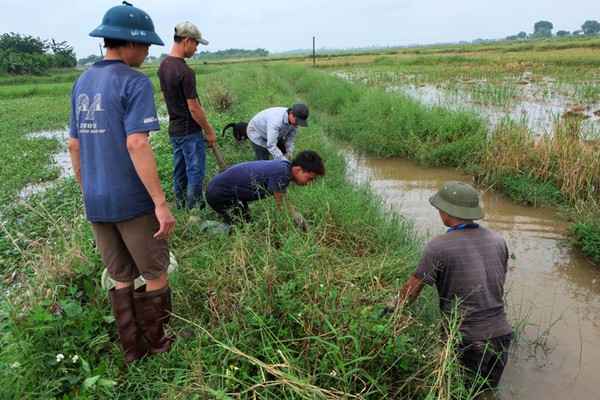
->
[343,149,600,400]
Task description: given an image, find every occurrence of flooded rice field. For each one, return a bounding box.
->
[334,70,600,140]
[344,150,600,399]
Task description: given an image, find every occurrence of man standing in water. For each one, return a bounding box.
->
[391,181,513,391]
[158,21,217,211]
[69,2,175,363]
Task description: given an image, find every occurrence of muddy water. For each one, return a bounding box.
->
[344,151,600,399]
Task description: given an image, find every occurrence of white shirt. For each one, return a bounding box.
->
[247,107,298,160]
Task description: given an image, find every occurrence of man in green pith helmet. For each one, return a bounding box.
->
[390,181,514,392]
[69,2,176,363]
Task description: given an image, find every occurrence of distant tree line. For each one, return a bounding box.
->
[189,48,269,61]
[505,19,600,41]
[0,32,76,75]
[76,48,269,67]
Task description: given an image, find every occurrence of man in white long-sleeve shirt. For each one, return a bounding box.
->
[246,104,309,160]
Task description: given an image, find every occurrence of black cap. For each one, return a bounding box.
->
[291,103,309,127]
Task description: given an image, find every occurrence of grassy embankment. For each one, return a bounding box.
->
[0,63,489,398]
[298,37,600,264]
[2,36,598,397]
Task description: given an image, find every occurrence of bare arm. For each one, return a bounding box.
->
[126,133,175,239]
[187,98,216,148]
[386,275,426,312]
[398,275,426,304]
[68,137,82,189]
[273,191,298,215]
[273,190,308,230]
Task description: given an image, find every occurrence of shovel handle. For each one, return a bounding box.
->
[211,144,228,172]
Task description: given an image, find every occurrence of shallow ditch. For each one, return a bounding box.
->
[342,149,600,399]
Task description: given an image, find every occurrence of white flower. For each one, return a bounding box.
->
[56,353,64,362]
[320,284,324,288]
[330,369,338,376]
[10,361,20,368]
[72,355,79,363]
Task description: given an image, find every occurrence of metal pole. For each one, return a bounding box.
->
[312,36,316,68]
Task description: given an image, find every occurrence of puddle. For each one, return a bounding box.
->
[19,129,72,199]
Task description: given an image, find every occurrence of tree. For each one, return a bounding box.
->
[48,39,76,68]
[0,32,46,54]
[517,31,528,39]
[556,30,570,37]
[77,54,103,67]
[0,32,76,75]
[581,20,600,35]
[531,28,552,39]
[533,20,553,33]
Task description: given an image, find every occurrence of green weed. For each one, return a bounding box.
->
[0,58,569,399]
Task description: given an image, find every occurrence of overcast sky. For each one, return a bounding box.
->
[1,0,597,58]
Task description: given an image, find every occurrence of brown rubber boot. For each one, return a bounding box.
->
[108,285,149,363]
[134,284,175,355]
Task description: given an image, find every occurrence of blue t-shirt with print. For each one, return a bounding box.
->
[206,159,292,202]
[69,60,161,222]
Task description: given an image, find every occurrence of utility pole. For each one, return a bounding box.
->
[312,36,316,68]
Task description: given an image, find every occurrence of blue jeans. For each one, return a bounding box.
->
[170,132,206,210]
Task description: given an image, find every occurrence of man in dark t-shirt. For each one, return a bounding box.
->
[392,181,513,391]
[158,21,216,210]
[206,150,325,230]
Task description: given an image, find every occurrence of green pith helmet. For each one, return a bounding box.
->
[429,181,485,220]
[89,2,164,46]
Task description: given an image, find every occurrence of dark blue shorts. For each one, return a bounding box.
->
[458,331,514,389]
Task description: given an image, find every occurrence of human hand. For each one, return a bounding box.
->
[285,152,293,160]
[154,203,175,239]
[205,129,217,148]
[292,213,308,231]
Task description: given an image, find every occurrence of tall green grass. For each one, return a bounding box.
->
[296,45,600,263]
[276,63,486,166]
[0,82,73,98]
[1,62,492,398]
